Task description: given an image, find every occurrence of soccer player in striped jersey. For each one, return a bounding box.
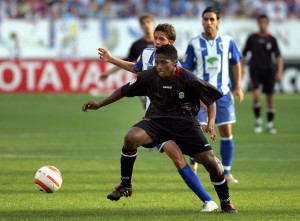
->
[98,23,219,212]
[182,6,244,183]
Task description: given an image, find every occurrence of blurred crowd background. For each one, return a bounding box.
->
[0,0,299,21]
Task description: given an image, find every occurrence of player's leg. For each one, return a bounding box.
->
[250,67,263,133]
[215,93,238,183]
[190,108,208,174]
[162,140,216,211]
[193,150,237,213]
[218,124,237,183]
[265,93,276,133]
[107,126,153,201]
[263,69,277,134]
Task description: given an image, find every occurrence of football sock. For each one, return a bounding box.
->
[267,108,275,126]
[178,164,213,202]
[210,174,230,206]
[120,147,137,188]
[189,157,196,165]
[253,103,261,119]
[220,136,234,175]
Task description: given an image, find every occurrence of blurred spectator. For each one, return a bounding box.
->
[0,0,299,20]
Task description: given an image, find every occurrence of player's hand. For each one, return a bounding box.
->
[82,101,100,112]
[98,48,111,62]
[205,123,217,142]
[276,71,282,82]
[234,88,244,103]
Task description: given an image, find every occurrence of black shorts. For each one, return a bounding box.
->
[133,117,212,157]
[249,67,276,94]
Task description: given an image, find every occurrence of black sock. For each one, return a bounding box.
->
[120,148,137,187]
[253,104,261,119]
[267,108,275,122]
[210,175,230,207]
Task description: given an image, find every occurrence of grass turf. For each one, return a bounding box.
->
[0,93,299,221]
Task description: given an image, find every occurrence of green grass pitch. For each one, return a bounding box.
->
[0,93,299,221]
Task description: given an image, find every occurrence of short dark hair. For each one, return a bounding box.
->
[155,44,178,61]
[139,13,154,24]
[202,6,220,20]
[257,14,269,21]
[154,23,176,41]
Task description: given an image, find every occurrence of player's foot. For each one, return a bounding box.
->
[201,200,218,212]
[225,174,238,183]
[254,124,263,133]
[221,203,238,213]
[267,126,277,134]
[189,162,198,174]
[107,184,132,201]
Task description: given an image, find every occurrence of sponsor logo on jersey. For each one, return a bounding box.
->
[207,57,219,65]
[179,92,185,99]
[163,86,172,89]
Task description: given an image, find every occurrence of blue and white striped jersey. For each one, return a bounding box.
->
[134,47,182,72]
[134,48,156,72]
[182,34,241,95]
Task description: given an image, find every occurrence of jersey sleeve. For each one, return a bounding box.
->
[242,35,251,57]
[125,43,136,62]
[121,74,146,97]
[272,37,281,58]
[181,43,196,71]
[196,78,223,106]
[133,50,144,72]
[228,39,242,65]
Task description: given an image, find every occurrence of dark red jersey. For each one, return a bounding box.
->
[242,33,281,69]
[121,67,223,119]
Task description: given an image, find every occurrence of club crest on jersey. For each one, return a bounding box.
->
[129,77,137,85]
[179,92,185,99]
[207,57,219,65]
[219,42,224,51]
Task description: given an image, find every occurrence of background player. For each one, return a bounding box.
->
[82,44,237,213]
[98,23,219,212]
[100,13,154,108]
[100,13,154,79]
[242,14,283,134]
[182,6,244,183]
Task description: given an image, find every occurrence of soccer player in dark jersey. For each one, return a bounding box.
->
[82,44,237,213]
[100,13,154,79]
[98,23,219,212]
[242,14,283,134]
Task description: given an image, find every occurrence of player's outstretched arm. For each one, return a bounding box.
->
[232,62,244,103]
[205,102,217,142]
[82,88,124,112]
[98,48,135,73]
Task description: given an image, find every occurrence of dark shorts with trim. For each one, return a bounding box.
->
[133,117,212,157]
[249,67,275,94]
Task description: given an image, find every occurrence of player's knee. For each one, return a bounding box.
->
[124,132,140,148]
[172,157,186,170]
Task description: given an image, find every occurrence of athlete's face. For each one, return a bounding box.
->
[155,54,176,79]
[153,31,174,51]
[258,18,268,33]
[202,12,219,36]
[140,18,155,36]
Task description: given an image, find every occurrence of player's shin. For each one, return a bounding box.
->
[179,164,213,202]
[210,175,231,206]
[120,147,137,187]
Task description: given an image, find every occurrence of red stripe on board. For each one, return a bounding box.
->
[47,175,60,187]
[34,179,53,193]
